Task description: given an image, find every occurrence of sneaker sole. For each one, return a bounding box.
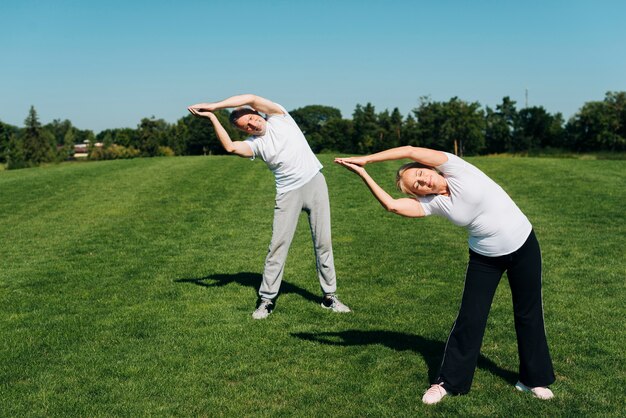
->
[515,381,553,400]
[320,303,351,313]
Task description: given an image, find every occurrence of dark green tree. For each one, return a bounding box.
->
[290,105,343,152]
[353,103,382,154]
[566,91,626,151]
[401,114,420,147]
[22,106,54,165]
[516,107,565,151]
[319,118,355,153]
[484,97,518,153]
[45,119,74,147]
[388,107,404,147]
[414,97,485,155]
[173,110,242,155]
[96,128,138,149]
[136,117,170,157]
[0,120,20,163]
[5,133,27,169]
[375,108,404,150]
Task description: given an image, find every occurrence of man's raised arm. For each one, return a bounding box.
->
[188,94,285,115]
[187,109,252,158]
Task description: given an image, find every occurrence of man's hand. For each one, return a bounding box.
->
[188,106,216,119]
[188,103,217,115]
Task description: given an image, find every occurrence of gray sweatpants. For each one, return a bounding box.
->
[259,171,337,300]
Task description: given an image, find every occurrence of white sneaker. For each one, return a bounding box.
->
[515,381,554,400]
[252,299,273,320]
[422,383,448,405]
[321,294,351,313]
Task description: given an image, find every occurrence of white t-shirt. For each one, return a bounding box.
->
[418,153,532,257]
[244,104,323,194]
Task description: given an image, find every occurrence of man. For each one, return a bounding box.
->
[188,94,350,319]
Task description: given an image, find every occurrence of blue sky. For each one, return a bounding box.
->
[1,0,624,132]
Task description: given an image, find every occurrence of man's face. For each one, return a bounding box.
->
[234,113,266,136]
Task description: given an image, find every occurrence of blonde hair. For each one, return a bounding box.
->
[395,162,437,197]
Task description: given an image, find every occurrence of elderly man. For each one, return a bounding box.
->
[188,94,350,319]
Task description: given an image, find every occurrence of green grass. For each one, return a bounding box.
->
[1,155,625,417]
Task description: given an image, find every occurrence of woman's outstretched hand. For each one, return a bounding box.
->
[334,156,368,166]
[334,158,367,176]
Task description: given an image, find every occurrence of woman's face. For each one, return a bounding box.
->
[400,167,443,196]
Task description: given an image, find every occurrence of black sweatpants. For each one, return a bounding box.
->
[436,230,555,395]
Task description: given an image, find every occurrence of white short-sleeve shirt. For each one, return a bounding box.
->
[244,104,322,194]
[418,153,532,256]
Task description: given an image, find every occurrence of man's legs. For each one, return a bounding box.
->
[301,172,337,296]
[258,190,302,301]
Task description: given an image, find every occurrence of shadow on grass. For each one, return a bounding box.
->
[292,329,517,384]
[174,272,321,303]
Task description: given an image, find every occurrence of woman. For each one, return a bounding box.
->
[335,146,555,405]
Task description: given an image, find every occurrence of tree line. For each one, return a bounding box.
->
[1,91,624,170]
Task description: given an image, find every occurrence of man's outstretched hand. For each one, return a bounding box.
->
[187,104,216,119]
[187,103,217,117]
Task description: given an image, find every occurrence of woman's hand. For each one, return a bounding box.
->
[334,156,368,166]
[335,159,367,176]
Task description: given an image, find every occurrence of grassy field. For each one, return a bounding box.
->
[1,155,624,417]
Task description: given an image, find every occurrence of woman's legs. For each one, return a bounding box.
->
[437,251,505,394]
[506,230,555,387]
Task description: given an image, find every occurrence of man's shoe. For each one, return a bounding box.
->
[252,299,273,320]
[321,294,351,313]
[515,381,554,400]
[422,383,448,405]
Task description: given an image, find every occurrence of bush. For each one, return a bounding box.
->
[90,144,140,160]
[156,146,175,157]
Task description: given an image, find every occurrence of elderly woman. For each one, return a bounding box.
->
[335,146,555,405]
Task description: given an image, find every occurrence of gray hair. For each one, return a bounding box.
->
[229,107,260,126]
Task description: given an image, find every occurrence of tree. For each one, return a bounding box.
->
[352,103,382,154]
[566,91,626,151]
[516,106,565,151]
[401,114,420,147]
[136,117,171,157]
[60,127,76,161]
[96,128,138,149]
[22,106,54,165]
[173,110,242,156]
[45,119,73,147]
[484,97,518,153]
[290,105,343,152]
[86,131,96,157]
[0,120,20,164]
[5,133,27,169]
[413,97,485,155]
[388,107,404,147]
[320,118,355,153]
